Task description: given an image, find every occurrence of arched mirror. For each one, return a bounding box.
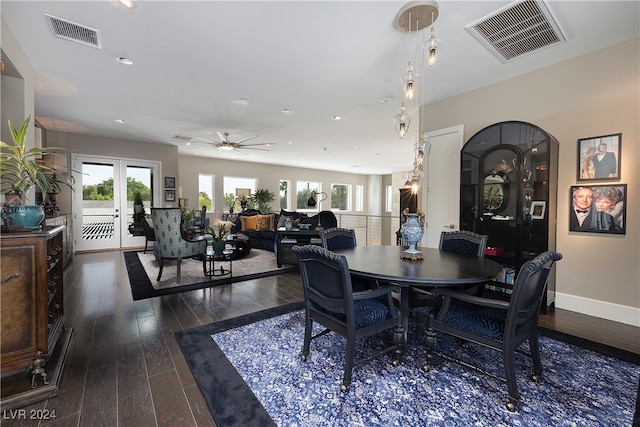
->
[483,173,509,213]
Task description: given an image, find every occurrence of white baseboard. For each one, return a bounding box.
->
[555,292,640,327]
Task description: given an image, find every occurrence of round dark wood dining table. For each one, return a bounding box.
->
[334,245,504,362]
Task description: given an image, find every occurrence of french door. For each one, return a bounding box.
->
[72,155,161,252]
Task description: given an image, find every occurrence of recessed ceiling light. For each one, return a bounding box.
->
[380,97,392,104]
[114,119,126,124]
[331,115,342,121]
[237,98,249,104]
[117,57,134,65]
[282,108,291,113]
[288,141,293,145]
[118,0,137,9]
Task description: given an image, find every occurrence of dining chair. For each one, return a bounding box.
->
[424,251,562,411]
[151,208,207,283]
[292,244,401,393]
[192,205,207,234]
[410,230,489,309]
[141,216,156,254]
[319,227,376,291]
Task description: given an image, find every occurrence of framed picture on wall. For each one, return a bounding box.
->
[577,133,621,181]
[165,189,176,202]
[569,184,626,234]
[164,176,176,188]
[530,201,546,220]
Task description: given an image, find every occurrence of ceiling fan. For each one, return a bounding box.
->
[174,131,273,154]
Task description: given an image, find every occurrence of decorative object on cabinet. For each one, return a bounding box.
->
[459,121,558,312]
[577,133,621,181]
[569,184,626,234]
[164,176,176,188]
[0,226,74,410]
[530,201,546,220]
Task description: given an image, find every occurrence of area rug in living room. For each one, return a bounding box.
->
[124,249,296,300]
[175,304,640,427]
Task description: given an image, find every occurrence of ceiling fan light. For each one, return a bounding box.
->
[218,145,235,151]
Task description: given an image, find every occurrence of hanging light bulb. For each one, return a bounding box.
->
[425,10,438,67]
[403,61,415,100]
[394,103,411,139]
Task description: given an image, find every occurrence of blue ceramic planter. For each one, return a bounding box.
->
[2,205,45,229]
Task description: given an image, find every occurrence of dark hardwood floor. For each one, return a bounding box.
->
[3,250,639,426]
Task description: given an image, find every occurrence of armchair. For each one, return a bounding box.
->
[140,216,156,254]
[425,251,562,411]
[151,208,207,283]
[292,244,401,393]
[320,227,376,291]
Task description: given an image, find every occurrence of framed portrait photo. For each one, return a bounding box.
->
[530,201,546,220]
[577,133,621,181]
[165,189,176,202]
[569,184,626,234]
[164,176,176,188]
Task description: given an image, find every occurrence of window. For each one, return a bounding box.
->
[198,174,214,211]
[223,176,256,212]
[279,180,290,210]
[385,185,393,212]
[331,183,350,211]
[355,185,364,212]
[296,181,320,212]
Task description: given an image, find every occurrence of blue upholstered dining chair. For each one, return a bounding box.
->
[425,251,562,412]
[292,245,401,393]
[410,230,489,309]
[151,208,207,283]
[320,227,376,291]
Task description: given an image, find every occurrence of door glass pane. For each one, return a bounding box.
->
[126,166,153,235]
[81,162,115,241]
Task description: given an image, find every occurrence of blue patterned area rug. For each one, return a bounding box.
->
[176,304,640,427]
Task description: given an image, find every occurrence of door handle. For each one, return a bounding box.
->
[444,224,455,229]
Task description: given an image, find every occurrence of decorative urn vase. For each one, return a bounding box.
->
[1,204,45,230]
[400,208,425,260]
[212,240,226,255]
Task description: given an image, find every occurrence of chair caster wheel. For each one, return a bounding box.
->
[421,364,430,372]
[340,383,349,393]
[391,359,403,367]
[505,400,518,412]
[530,373,541,382]
[300,354,307,362]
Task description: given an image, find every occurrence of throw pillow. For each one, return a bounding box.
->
[256,214,275,232]
[276,212,293,229]
[240,215,258,231]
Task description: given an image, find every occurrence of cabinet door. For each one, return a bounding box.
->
[1,243,43,372]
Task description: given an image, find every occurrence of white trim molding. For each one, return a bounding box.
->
[555,292,640,327]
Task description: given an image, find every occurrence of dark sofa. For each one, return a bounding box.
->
[230,209,337,252]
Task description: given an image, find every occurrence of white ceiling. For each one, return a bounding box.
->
[2,1,639,175]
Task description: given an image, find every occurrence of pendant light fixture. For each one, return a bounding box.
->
[395,1,440,190]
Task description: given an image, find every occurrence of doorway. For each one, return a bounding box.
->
[72,155,160,251]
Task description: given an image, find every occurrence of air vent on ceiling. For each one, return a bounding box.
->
[171,134,193,142]
[465,0,565,63]
[45,14,102,49]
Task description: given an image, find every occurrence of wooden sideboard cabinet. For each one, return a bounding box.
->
[0,226,73,409]
[276,229,322,267]
[44,214,73,268]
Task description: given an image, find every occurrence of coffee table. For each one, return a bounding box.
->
[226,233,251,259]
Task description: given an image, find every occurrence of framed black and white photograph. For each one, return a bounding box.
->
[164,176,176,188]
[531,201,546,220]
[569,184,626,234]
[577,133,621,181]
[165,189,176,202]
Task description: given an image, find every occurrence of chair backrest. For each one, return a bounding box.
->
[293,244,355,317]
[506,251,562,331]
[193,206,207,230]
[320,227,357,251]
[439,230,488,258]
[151,208,187,256]
[318,210,338,229]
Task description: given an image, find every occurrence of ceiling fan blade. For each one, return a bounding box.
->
[216,131,227,142]
[233,134,260,145]
[235,142,273,147]
[237,146,271,151]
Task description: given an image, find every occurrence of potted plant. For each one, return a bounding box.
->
[224,193,237,213]
[252,188,275,213]
[206,223,229,254]
[0,115,74,229]
[180,206,196,229]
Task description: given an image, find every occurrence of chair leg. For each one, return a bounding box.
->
[144,239,149,253]
[176,258,182,284]
[157,258,164,281]
[503,347,519,412]
[300,316,313,362]
[341,332,356,393]
[529,334,543,380]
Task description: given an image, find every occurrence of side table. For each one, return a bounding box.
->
[203,247,234,280]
